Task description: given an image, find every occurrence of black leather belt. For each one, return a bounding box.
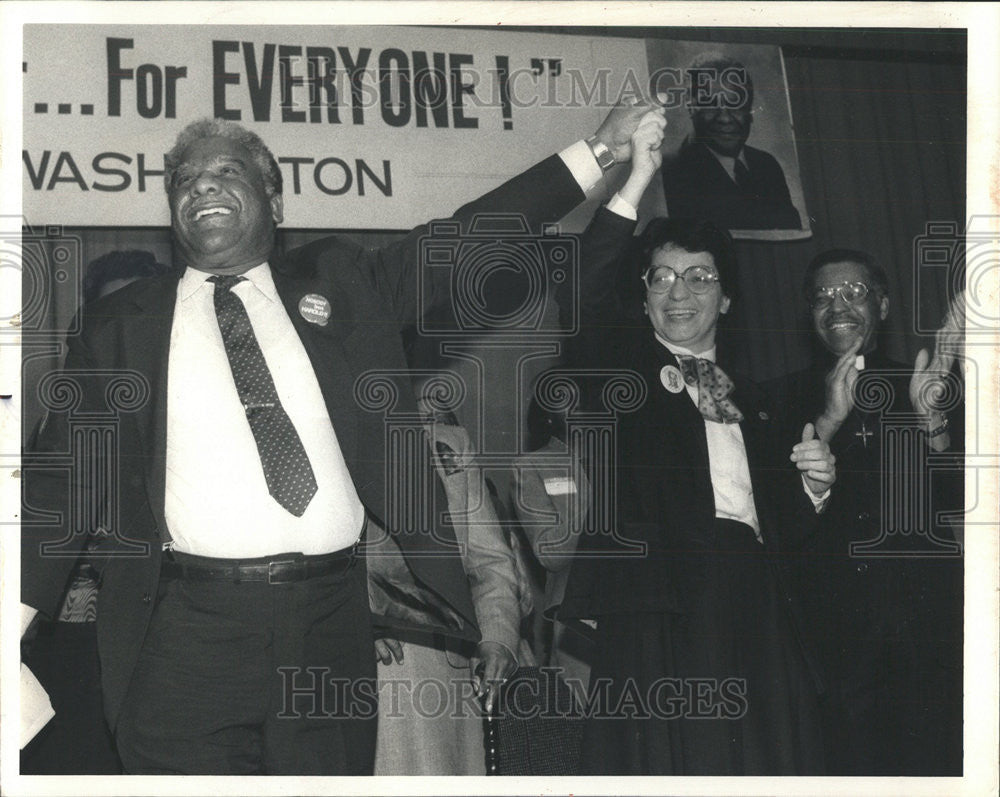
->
[161,545,357,584]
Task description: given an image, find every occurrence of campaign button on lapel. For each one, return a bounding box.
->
[298,293,332,327]
[660,365,685,394]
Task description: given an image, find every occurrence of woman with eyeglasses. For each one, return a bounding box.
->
[556,113,834,775]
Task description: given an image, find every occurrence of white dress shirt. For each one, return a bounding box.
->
[655,337,764,539]
[163,144,603,558]
[557,140,607,195]
[165,264,365,558]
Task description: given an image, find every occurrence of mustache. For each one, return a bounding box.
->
[824,312,863,326]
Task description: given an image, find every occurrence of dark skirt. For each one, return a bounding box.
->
[580,519,824,775]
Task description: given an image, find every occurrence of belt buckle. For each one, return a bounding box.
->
[267,558,301,584]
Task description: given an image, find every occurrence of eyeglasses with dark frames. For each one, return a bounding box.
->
[642,265,721,295]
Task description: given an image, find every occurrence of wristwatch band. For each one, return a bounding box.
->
[585,135,616,173]
[926,417,950,438]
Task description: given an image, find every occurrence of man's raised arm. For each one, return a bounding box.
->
[374,95,667,327]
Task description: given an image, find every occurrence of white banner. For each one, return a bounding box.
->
[23,25,649,229]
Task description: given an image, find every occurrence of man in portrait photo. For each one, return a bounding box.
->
[661,51,802,231]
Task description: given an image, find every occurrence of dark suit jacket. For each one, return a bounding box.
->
[764,355,963,774]
[557,208,819,637]
[661,141,801,230]
[22,153,584,728]
[764,355,963,652]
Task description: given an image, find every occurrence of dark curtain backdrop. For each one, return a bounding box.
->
[23,29,966,441]
[729,43,965,379]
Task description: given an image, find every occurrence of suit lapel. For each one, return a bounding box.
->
[641,339,714,509]
[735,377,767,478]
[270,268,360,469]
[732,375,782,548]
[124,274,179,541]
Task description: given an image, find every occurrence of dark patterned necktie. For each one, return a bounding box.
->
[733,158,751,191]
[209,275,317,516]
[676,355,744,424]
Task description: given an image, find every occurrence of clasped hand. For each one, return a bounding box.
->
[592,92,667,165]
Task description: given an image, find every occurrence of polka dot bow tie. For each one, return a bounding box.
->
[210,275,318,516]
[675,355,744,424]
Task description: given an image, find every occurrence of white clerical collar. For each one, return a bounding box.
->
[856,354,866,371]
[706,147,748,182]
[179,261,277,303]
[654,332,716,363]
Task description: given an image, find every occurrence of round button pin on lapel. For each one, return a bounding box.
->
[298,293,331,326]
[758,411,769,421]
[660,365,685,394]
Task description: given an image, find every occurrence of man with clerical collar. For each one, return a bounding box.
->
[766,247,963,775]
[21,101,657,774]
[662,51,802,231]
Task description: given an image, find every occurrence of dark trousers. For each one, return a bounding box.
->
[115,552,376,774]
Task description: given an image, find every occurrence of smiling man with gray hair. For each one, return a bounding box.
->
[21,97,661,774]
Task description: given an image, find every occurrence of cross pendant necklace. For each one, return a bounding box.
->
[854,421,873,448]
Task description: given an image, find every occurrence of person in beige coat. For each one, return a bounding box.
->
[373,397,529,775]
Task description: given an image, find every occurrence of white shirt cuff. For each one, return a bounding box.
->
[802,474,831,513]
[558,140,605,195]
[606,193,638,220]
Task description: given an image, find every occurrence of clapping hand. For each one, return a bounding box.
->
[909,348,952,420]
[909,347,954,451]
[815,340,861,441]
[910,289,964,419]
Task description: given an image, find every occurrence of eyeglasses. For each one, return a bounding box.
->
[642,265,720,295]
[810,281,872,309]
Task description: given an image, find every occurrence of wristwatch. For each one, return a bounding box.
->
[585,135,616,173]
[926,416,950,438]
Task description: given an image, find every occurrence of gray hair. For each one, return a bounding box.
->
[164,118,283,196]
